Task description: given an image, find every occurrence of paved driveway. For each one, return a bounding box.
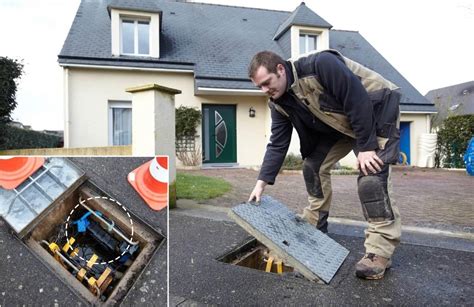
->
[179,166,474,233]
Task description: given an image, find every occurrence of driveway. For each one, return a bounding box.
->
[179,166,474,234]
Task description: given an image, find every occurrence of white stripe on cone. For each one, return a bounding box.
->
[150,157,168,183]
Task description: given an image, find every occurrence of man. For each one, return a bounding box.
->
[247,50,402,280]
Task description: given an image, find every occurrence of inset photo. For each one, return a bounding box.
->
[0,156,168,306]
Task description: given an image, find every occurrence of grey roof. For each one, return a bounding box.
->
[426,81,474,112]
[273,2,332,40]
[59,0,433,112]
[108,0,163,13]
[425,81,474,126]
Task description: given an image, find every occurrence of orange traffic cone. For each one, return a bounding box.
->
[128,156,169,211]
[0,157,45,190]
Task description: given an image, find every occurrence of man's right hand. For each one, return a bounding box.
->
[248,180,267,203]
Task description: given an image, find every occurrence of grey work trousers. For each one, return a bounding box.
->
[300,136,401,258]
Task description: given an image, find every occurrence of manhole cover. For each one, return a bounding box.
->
[229,196,349,283]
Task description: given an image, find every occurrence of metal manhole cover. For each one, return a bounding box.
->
[229,196,349,283]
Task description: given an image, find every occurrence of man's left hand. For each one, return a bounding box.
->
[357,150,384,176]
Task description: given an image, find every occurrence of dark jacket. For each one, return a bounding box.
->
[258,50,400,184]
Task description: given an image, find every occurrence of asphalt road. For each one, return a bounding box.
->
[169,209,474,306]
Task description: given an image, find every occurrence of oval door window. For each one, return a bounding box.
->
[215,111,228,158]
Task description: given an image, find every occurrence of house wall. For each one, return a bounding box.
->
[66,68,193,148]
[198,95,268,167]
[401,113,432,167]
[66,67,431,168]
[66,67,268,166]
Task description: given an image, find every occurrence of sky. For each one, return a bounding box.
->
[0,0,472,130]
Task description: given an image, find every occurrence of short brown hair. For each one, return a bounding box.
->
[248,51,285,79]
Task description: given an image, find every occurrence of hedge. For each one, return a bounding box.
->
[435,114,474,168]
[0,126,62,150]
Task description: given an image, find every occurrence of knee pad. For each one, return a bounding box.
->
[303,161,323,198]
[358,176,394,222]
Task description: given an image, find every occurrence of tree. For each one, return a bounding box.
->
[1,57,23,122]
[0,56,24,144]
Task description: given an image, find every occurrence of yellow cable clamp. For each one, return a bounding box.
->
[265,256,274,273]
[77,268,87,282]
[70,247,79,257]
[48,243,61,261]
[87,254,99,268]
[87,277,100,296]
[276,261,283,274]
[88,277,97,287]
[97,267,112,287]
[48,242,60,253]
[62,237,76,253]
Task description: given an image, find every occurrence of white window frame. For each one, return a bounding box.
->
[290,26,329,59]
[120,17,151,56]
[111,8,160,58]
[299,33,318,55]
[108,101,132,146]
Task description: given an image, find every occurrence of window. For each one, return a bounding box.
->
[109,102,132,145]
[121,18,150,55]
[111,9,159,57]
[299,33,317,54]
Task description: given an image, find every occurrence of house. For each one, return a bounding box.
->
[58,0,436,167]
[425,81,474,129]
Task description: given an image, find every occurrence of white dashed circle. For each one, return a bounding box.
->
[64,196,135,265]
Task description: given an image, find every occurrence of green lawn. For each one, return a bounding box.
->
[176,172,232,201]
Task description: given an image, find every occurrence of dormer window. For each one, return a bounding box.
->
[290,26,329,58]
[121,18,150,56]
[110,8,160,58]
[299,33,317,54]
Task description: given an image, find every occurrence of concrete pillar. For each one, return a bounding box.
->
[126,83,181,185]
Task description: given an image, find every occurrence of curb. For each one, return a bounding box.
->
[175,199,474,241]
[328,217,474,241]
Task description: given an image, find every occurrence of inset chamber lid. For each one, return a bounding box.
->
[0,157,45,190]
[0,158,84,234]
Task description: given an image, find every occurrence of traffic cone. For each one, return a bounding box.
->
[0,157,45,190]
[128,156,169,211]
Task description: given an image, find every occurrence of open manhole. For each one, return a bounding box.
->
[225,197,349,284]
[0,158,164,305]
[217,236,301,277]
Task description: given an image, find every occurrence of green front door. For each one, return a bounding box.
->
[202,104,237,164]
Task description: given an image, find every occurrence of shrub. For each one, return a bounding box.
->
[0,126,62,150]
[176,106,202,166]
[176,106,201,138]
[435,114,474,168]
[281,153,303,170]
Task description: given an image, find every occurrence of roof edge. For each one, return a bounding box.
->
[107,4,163,14]
[58,55,195,67]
